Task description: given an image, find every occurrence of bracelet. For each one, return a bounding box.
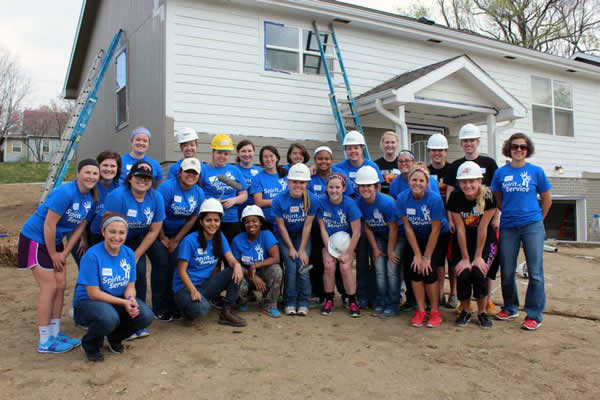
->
[422,255,431,260]
[127,295,134,300]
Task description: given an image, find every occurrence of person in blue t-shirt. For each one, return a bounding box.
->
[318,173,362,317]
[283,143,310,170]
[151,157,205,321]
[118,127,163,186]
[250,146,288,230]
[491,133,552,331]
[232,205,282,318]
[388,150,441,200]
[397,166,450,328]
[272,164,319,316]
[355,166,400,317]
[73,213,153,362]
[167,127,200,180]
[174,198,246,327]
[234,139,263,213]
[18,159,99,354]
[334,130,384,195]
[200,134,248,242]
[103,161,165,341]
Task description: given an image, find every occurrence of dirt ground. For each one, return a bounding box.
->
[1,183,599,400]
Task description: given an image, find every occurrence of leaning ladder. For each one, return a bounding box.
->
[39,30,124,204]
[311,21,370,160]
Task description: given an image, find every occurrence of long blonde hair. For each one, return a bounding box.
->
[475,184,493,214]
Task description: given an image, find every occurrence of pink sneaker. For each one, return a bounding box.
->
[411,310,427,327]
[495,310,519,320]
[426,311,442,328]
[521,318,542,330]
[348,302,360,318]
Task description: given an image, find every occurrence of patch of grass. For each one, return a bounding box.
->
[0,161,75,184]
[529,358,540,364]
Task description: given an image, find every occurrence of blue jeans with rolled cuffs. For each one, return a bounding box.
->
[277,231,312,308]
[374,235,400,312]
[499,220,546,322]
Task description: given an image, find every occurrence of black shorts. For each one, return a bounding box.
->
[17,233,64,270]
[405,234,449,284]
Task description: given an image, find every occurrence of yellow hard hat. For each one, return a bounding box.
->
[210,134,234,150]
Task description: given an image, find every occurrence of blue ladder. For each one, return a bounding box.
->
[311,21,369,160]
[40,30,124,204]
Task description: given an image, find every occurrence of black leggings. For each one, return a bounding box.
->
[457,268,487,301]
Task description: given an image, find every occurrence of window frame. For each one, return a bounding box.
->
[11,140,23,153]
[41,138,50,154]
[531,75,574,137]
[115,46,128,131]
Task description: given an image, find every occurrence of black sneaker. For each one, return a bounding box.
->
[455,311,472,327]
[107,341,124,354]
[210,297,225,310]
[171,312,182,321]
[478,312,493,329]
[154,312,173,322]
[84,348,104,362]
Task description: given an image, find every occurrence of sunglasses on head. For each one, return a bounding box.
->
[511,144,528,151]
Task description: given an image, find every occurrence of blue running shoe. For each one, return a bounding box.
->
[38,337,73,353]
[56,332,81,348]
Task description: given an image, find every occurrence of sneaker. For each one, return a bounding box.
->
[320,300,333,316]
[171,312,182,321]
[358,301,369,310]
[285,306,297,316]
[411,310,427,327]
[107,341,124,354]
[426,311,442,328]
[56,332,81,348]
[125,329,149,341]
[371,308,383,317]
[83,348,104,362]
[478,312,493,329]
[37,337,73,354]
[381,309,396,319]
[219,307,247,327]
[399,302,417,312]
[154,312,173,322]
[348,302,360,318]
[455,311,472,327]
[495,310,519,320]
[486,301,497,315]
[237,304,248,312]
[446,294,459,309]
[210,297,225,310]
[521,318,542,330]
[299,264,313,274]
[262,308,281,318]
[297,306,309,316]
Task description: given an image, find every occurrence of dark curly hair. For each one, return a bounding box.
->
[502,133,535,158]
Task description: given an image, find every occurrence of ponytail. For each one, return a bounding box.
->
[475,185,493,214]
[302,190,310,217]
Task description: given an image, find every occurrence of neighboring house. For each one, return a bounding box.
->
[1,110,63,162]
[62,0,600,241]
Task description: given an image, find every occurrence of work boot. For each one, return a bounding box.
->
[219,307,247,327]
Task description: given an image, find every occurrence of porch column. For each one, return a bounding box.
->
[486,114,497,160]
[396,105,409,150]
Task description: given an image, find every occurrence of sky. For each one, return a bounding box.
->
[0,0,431,108]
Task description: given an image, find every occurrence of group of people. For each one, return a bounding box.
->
[17,122,552,362]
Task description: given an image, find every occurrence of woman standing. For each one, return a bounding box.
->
[397,166,449,328]
[87,151,122,245]
[272,164,319,316]
[284,143,310,169]
[18,159,99,353]
[491,133,552,330]
[167,127,200,180]
[447,161,498,329]
[234,139,263,211]
[374,131,400,194]
[250,146,288,231]
[74,213,154,362]
[173,199,246,327]
[389,150,440,200]
[118,127,163,185]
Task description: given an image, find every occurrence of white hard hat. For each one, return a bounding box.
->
[199,198,224,215]
[241,205,265,221]
[456,161,483,180]
[287,163,311,181]
[314,146,333,157]
[176,127,199,144]
[355,165,379,185]
[343,130,366,146]
[458,124,480,140]
[427,134,448,150]
[328,231,351,258]
[180,157,201,174]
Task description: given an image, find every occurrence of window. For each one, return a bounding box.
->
[11,141,22,153]
[264,22,334,75]
[42,139,50,154]
[115,48,128,129]
[531,76,574,137]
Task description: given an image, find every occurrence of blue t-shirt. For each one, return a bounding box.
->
[389,175,441,200]
[250,171,288,224]
[334,159,384,194]
[491,163,551,229]
[307,168,354,200]
[396,190,450,239]
[271,190,320,234]
[103,185,166,240]
[234,164,263,207]
[173,231,231,292]
[318,195,362,236]
[90,181,120,234]
[21,181,95,245]
[118,153,163,184]
[73,243,137,305]
[356,192,396,237]
[200,164,247,223]
[157,178,205,235]
[231,230,278,268]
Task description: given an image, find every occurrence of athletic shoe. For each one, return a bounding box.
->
[521,318,542,330]
[56,332,81,348]
[381,309,396,319]
[371,307,384,317]
[262,308,281,318]
[320,300,333,316]
[446,294,459,309]
[486,301,497,315]
[478,312,493,329]
[495,310,519,320]
[285,306,297,316]
[411,310,427,327]
[399,302,417,312]
[83,348,104,362]
[125,329,150,341]
[210,297,225,310]
[236,304,248,312]
[37,337,73,354]
[154,313,173,322]
[455,311,472,327]
[358,301,369,310]
[171,312,182,321]
[348,302,361,318]
[426,311,442,328]
[107,341,124,354]
[297,306,309,316]
[299,264,313,274]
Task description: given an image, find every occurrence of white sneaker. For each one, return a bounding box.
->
[297,306,308,316]
[285,306,297,315]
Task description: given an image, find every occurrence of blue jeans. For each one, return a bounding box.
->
[356,232,376,307]
[499,220,546,322]
[374,235,400,311]
[147,238,178,315]
[277,232,311,308]
[174,268,241,319]
[74,298,153,354]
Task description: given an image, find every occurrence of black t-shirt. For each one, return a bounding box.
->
[428,163,452,201]
[446,155,498,188]
[447,189,497,241]
[375,157,400,194]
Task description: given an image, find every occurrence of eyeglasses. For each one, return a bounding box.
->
[510,144,528,151]
[133,175,152,182]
